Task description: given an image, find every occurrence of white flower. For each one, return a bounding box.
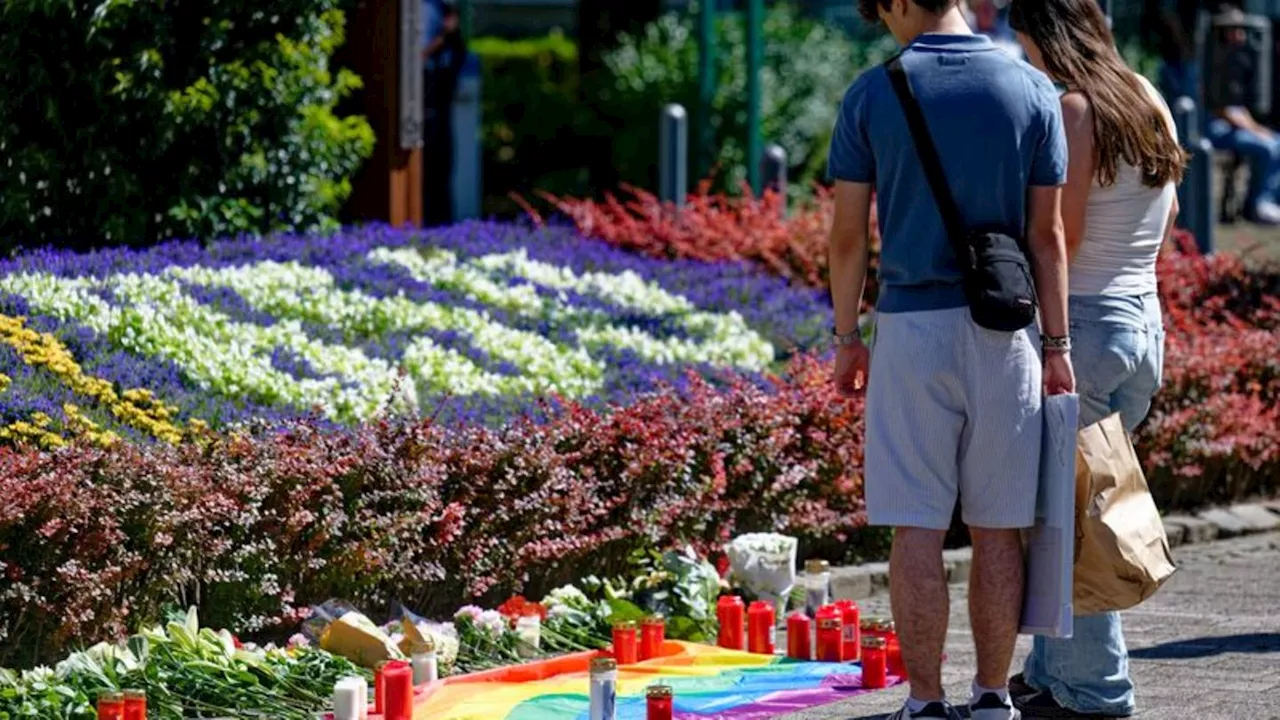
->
[543,584,591,612]
[370,247,775,370]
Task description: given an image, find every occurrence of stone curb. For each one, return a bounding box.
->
[829,501,1280,602]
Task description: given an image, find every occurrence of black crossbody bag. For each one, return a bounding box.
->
[885,55,1038,332]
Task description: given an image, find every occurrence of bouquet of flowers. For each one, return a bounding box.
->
[724,533,798,617]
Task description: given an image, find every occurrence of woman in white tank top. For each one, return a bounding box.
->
[1009,0,1187,718]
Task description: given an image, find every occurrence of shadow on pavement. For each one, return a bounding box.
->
[1130,633,1280,659]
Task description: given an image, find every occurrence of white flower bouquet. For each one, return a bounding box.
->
[724,533,798,618]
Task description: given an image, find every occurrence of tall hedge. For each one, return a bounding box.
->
[472,33,606,216]
[0,0,374,252]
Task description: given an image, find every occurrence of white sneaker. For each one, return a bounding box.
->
[886,701,964,719]
[1247,200,1280,225]
[970,691,1022,720]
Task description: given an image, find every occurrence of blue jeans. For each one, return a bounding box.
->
[1206,117,1280,213]
[1023,294,1165,716]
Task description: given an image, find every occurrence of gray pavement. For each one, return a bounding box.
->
[784,532,1280,720]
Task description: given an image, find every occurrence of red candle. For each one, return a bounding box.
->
[122,690,146,720]
[747,601,776,655]
[786,611,812,660]
[862,636,888,689]
[375,662,387,713]
[613,620,639,665]
[716,595,745,650]
[816,616,844,663]
[834,600,860,661]
[640,615,666,661]
[97,692,125,720]
[860,617,878,643]
[646,684,674,720]
[381,661,414,720]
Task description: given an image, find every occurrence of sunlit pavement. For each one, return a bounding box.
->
[786,533,1280,720]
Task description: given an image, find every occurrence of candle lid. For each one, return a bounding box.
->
[877,619,896,633]
[121,689,146,700]
[98,690,124,701]
[642,614,666,626]
[804,559,831,574]
[861,636,888,649]
[591,657,618,673]
[717,594,745,607]
[748,600,772,612]
[788,610,811,622]
[646,684,674,699]
[612,619,638,630]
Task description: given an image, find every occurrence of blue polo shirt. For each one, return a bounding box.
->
[828,34,1068,314]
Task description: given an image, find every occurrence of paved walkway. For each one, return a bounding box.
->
[784,532,1280,720]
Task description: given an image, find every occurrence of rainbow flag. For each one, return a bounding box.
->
[415,641,902,719]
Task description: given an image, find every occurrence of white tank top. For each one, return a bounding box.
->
[1068,76,1176,297]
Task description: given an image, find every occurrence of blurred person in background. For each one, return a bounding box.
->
[1009,0,1184,716]
[423,1,466,227]
[1201,3,1280,225]
[1142,0,1201,101]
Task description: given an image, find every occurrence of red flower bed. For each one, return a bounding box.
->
[542,183,878,298]
[0,355,873,667]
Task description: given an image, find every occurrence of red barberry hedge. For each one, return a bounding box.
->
[0,355,879,667]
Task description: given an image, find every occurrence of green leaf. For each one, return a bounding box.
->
[604,598,646,624]
[664,616,707,643]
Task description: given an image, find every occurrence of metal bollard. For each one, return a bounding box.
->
[1173,96,1215,254]
[659,104,689,209]
[762,144,788,217]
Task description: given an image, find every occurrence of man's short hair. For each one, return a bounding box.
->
[858,0,957,23]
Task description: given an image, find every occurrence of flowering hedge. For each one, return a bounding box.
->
[0,354,872,667]
[0,223,831,439]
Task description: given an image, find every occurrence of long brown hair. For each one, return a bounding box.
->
[1009,0,1187,188]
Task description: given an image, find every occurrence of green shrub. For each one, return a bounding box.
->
[474,33,609,215]
[598,4,867,193]
[0,0,373,251]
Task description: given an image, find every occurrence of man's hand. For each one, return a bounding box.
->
[833,340,871,398]
[1044,351,1075,396]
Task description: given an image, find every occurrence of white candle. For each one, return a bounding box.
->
[333,676,367,720]
[412,650,438,686]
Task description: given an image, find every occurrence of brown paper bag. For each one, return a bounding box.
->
[1073,413,1178,614]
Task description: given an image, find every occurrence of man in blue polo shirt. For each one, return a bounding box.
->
[826,1,1073,719]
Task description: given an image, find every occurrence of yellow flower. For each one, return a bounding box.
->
[0,313,187,444]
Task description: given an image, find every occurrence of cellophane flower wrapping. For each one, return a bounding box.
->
[725,533,798,616]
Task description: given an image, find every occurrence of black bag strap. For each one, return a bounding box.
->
[885,56,969,245]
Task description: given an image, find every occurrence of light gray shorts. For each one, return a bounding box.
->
[864,307,1042,531]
